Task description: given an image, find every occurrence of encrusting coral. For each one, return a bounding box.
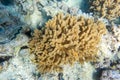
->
[89,0,120,20]
[28,13,106,73]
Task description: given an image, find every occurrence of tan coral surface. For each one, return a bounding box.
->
[90,0,120,20]
[29,13,106,73]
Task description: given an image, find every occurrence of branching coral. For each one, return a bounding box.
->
[89,0,120,20]
[29,13,106,73]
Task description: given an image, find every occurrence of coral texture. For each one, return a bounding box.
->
[90,0,120,20]
[29,13,106,73]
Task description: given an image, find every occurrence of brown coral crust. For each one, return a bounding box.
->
[90,0,120,20]
[29,13,106,73]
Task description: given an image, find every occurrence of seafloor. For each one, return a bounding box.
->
[0,0,120,80]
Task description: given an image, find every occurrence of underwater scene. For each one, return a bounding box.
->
[0,0,120,80]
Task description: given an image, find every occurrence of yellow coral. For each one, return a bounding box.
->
[29,13,106,73]
[90,0,120,20]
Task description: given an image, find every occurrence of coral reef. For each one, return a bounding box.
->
[89,0,120,20]
[1,0,120,79]
[0,34,37,80]
[29,13,106,73]
[0,50,37,80]
[36,0,80,17]
[91,24,120,80]
[38,62,95,80]
[62,62,95,80]
[93,24,120,68]
[14,0,85,29]
[14,0,48,29]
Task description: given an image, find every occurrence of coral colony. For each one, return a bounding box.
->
[0,0,120,80]
[29,13,106,73]
[90,0,120,20]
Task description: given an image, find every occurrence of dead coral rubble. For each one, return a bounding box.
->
[90,0,120,20]
[29,13,106,73]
